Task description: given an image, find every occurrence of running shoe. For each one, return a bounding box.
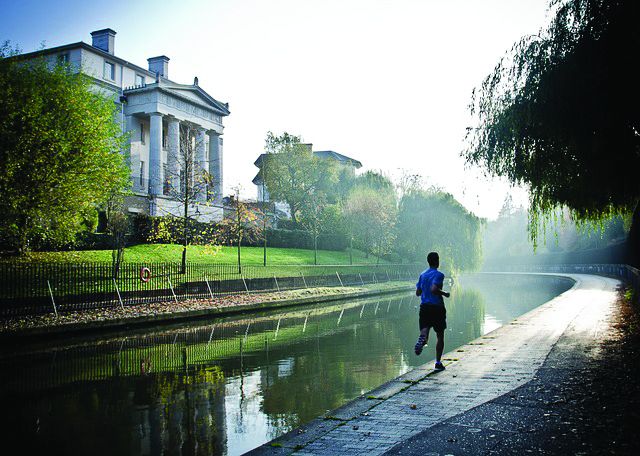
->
[414,335,427,355]
[434,361,445,370]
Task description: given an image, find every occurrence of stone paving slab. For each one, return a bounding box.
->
[246,273,619,455]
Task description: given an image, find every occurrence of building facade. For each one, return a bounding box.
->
[19,28,229,221]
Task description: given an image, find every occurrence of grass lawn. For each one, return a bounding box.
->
[10,244,387,265]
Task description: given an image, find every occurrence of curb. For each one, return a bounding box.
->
[0,284,412,341]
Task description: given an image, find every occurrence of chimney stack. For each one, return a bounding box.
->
[90,28,116,55]
[148,56,170,79]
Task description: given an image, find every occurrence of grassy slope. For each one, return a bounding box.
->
[12,244,385,265]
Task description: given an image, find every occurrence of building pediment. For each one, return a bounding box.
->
[160,81,230,116]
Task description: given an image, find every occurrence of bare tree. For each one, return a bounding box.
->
[219,187,264,274]
[105,194,130,279]
[150,122,214,272]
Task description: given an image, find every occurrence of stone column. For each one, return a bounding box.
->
[167,118,181,196]
[148,112,163,196]
[208,131,222,203]
[195,127,207,202]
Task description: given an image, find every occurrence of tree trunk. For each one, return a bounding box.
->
[627,199,640,267]
[314,235,318,265]
[237,235,242,274]
[182,190,189,274]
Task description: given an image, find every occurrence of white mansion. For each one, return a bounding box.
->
[20,28,229,221]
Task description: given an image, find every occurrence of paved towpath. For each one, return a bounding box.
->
[248,273,623,455]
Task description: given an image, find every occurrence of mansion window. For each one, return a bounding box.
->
[139,161,145,187]
[163,164,170,195]
[135,74,145,86]
[103,61,115,80]
[162,128,167,149]
[140,123,145,144]
[57,53,69,65]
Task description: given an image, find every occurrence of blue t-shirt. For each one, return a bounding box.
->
[416,268,445,306]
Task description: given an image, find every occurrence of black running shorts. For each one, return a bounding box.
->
[419,305,447,332]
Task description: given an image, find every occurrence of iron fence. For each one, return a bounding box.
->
[0,262,421,316]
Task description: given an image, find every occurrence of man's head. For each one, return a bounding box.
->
[427,252,439,268]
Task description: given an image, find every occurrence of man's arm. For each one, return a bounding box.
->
[416,288,422,297]
[430,282,450,298]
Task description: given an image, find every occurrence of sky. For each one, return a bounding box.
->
[0,0,551,220]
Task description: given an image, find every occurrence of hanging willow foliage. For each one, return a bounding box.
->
[463,0,640,247]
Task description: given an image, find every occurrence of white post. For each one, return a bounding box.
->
[47,279,58,318]
[301,272,308,288]
[241,275,250,295]
[167,276,178,303]
[337,308,344,326]
[360,303,366,318]
[359,273,365,286]
[373,272,378,283]
[113,278,124,311]
[207,326,215,345]
[273,274,280,292]
[336,272,344,287]
[386,270,390,281]
[303,314,309,332]
[204,275,214,300]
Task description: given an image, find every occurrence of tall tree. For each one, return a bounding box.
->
[0,43,129,253]
[396,188,483,272]
[344,183,397,263]
[262,131,338,224]
[463,0,640,262]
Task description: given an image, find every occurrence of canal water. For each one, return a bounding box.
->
[0,273,573,455]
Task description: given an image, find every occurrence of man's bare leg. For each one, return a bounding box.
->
[435,330,445,363]
[415,327,429,355]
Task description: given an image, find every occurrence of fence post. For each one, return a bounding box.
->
[301,272,308,289]
[273,275,280,292]
[336,271,345,287]
[241,275,250,295]
[274,316,281,340]
[167,276,179,303]
[47,279,58,318]
[207,326,215,345]
[113,278,124,311]
[204,275,214,300]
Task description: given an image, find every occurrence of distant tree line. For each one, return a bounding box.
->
[261,132,484,271]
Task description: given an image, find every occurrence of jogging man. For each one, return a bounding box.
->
[414,251,450,370]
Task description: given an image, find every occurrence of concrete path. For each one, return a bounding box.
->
[247,273,620,455]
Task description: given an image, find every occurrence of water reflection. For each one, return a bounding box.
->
[0,274,572,455]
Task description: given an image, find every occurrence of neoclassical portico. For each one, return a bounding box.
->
[124,78,229,222]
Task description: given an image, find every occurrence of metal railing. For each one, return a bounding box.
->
[0,262,421,317]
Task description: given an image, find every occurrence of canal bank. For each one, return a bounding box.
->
[249,273,634,455]
[0,282,412,340]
